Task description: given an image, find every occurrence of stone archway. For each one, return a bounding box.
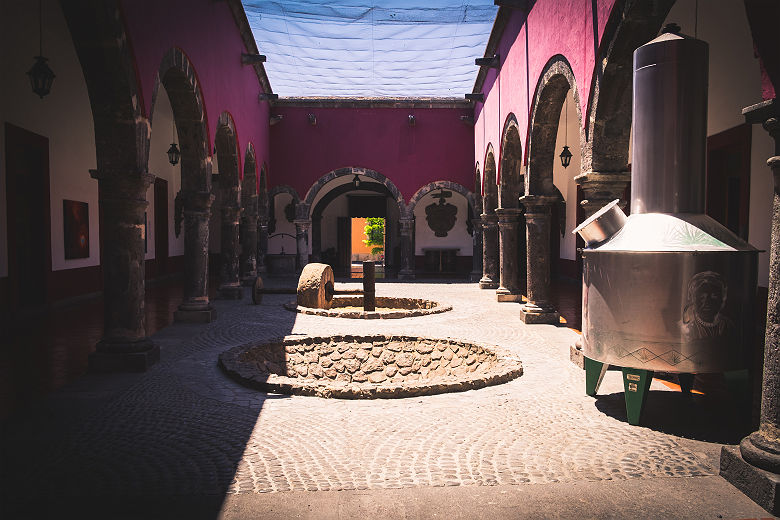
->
[408,181,475,279]
[520,55,583,324]
[61,0,158,370]
[480,146,499,289]
[240,142,259,284]
[267,184,301,271]
[578,0,675,217]
[156,48,216,323]
[214,112,242,299]
[496,114,526,302]
[304,167,408,277]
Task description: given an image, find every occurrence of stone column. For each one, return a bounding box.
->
[399,217,415,279]
[574,171,631,217]
[174,190,217,323]
[479,213,499,289]
[470,217,483,282]
[721,103,780,515]
[311,216,322,263]
[88,169,159,372]
[240,213,258,285]
[495,208,523,302]
[518,195,559,324]
[257,217,268,274]
[218,205,243,299]
[294,219,311,271]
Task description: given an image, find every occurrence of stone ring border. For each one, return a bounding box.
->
[218,334,523,399]
[283,296,453,319]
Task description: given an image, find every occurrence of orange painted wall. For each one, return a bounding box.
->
[350,218,373,254]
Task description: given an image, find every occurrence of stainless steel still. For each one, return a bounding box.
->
[576,31,759,374]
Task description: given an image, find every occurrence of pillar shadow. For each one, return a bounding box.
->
[1,281,299,519]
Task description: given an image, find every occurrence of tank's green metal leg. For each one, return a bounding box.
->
[622,367,654,425]
[678,373,695,395]
[585,357,608,397]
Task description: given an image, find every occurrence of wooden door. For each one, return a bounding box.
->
[336,217,351,274]
[5,123,50,313]
[707,124,751,240]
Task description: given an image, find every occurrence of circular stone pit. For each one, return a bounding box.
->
[219,334,523,398]
[284,296,452,319]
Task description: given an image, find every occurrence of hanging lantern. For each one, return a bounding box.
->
[29,0,54,99]
[559,145,572,168]
[28,56,55,99]
[352,174,361,188]
[559,95,572,168]
[167,143,181,165]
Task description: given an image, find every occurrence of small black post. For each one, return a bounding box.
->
[363,261,376,311]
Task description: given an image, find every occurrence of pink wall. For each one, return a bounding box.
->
[269,106,475,201]
[474,0,617,191]
[119,0,270,186]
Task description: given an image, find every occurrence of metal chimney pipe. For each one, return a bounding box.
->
[630,32,709,214]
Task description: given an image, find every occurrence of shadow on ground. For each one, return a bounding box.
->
[1,288,298,519]
[594,389,752,444]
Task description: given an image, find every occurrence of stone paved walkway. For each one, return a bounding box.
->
[1,281,754,509]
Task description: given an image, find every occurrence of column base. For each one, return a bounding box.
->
[174,305,217,323]
[88,339,160,373]
[496,287,522,302]
[479,276,498,289]
[519,303,560,324]
[720,445,780,515]
[217,284,244,299]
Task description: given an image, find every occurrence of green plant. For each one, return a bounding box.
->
[362,217,385,255]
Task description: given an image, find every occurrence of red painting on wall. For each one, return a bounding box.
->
[63,200,89,259]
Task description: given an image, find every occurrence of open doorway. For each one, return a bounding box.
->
[349,217,385,278]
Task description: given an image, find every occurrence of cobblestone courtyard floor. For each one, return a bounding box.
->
[2,281,774,518]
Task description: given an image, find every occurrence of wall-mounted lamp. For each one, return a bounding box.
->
[308,113,317,126]
[241,53,267,65]
[475,54,500,68]
[465,93,484,102]
[270,114,284,126]
[352,174,361,189]
[408,114,416,126]
[28,0,54,99]
[258,92,279,102]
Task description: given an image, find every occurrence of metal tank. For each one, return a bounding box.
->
[573,29,759,422]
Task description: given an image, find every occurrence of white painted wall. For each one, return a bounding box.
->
[552,89,581,261]
[146,86,184,261]
[1,0,98,274]
[665,0,773,287]
[268,193,296,254]
[320,195,348,253]
[413,191,471,256]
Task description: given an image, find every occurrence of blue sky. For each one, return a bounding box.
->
[242,1,499,97]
